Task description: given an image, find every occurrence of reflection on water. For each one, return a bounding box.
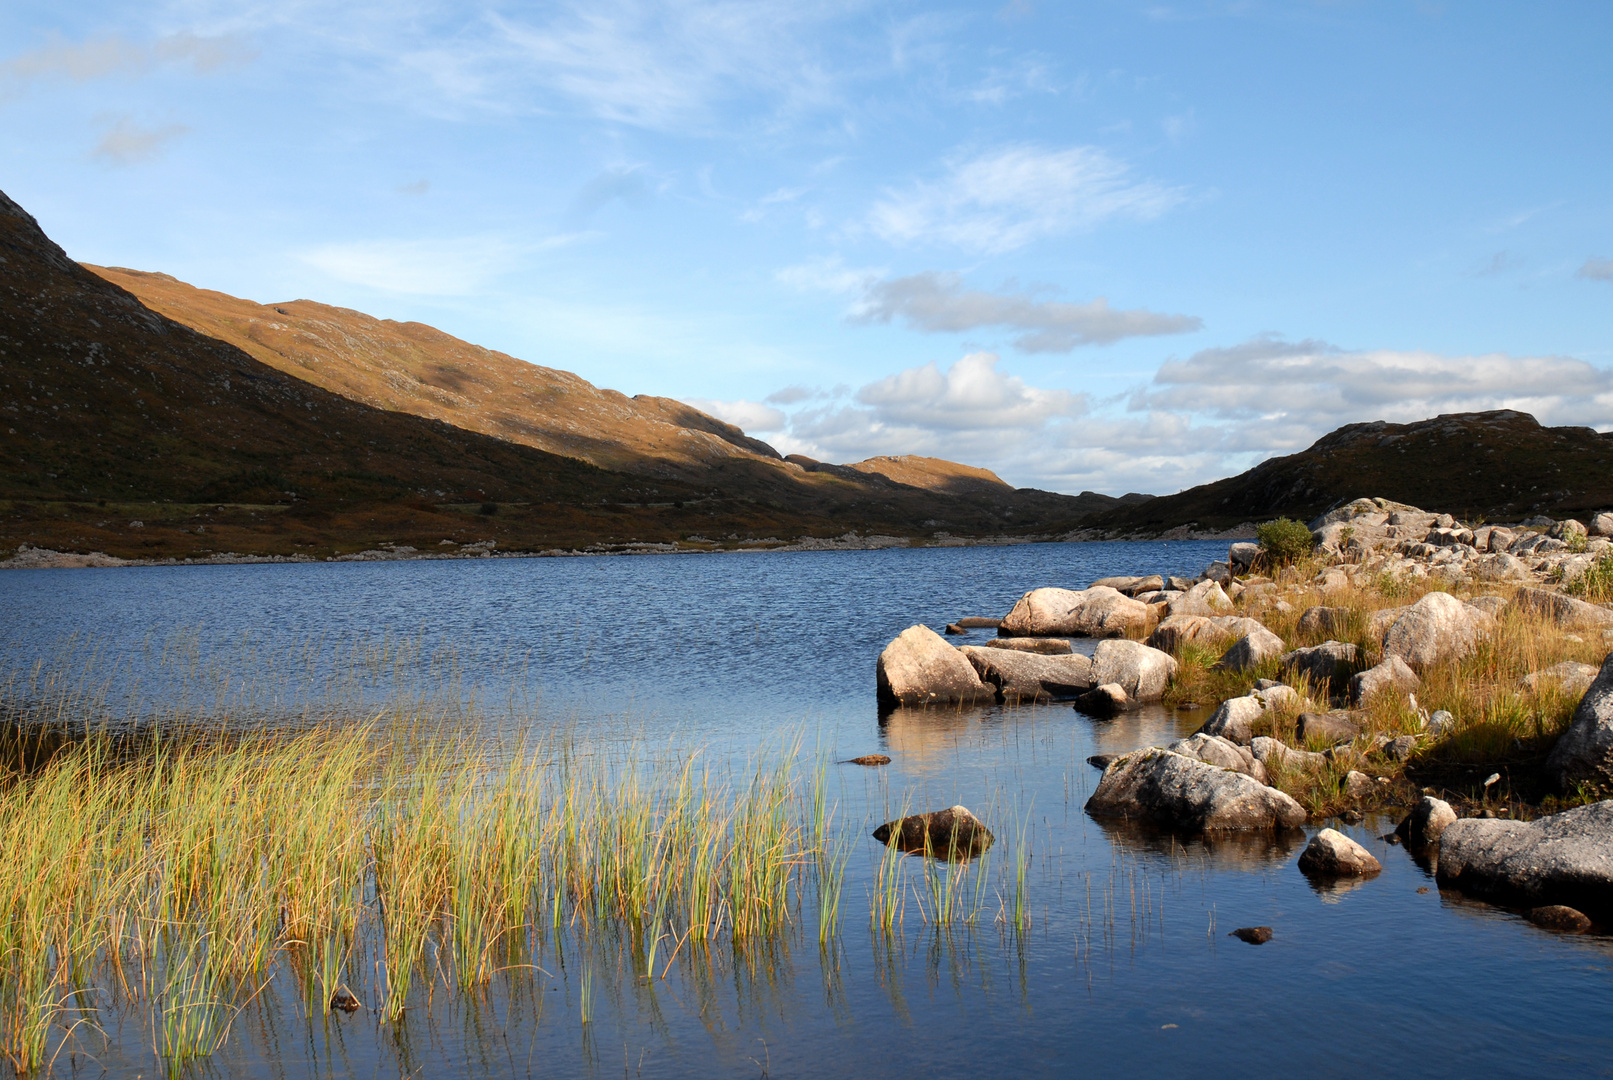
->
[2,543,1612,1078]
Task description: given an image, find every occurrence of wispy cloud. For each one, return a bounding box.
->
[91,115,188,165]
[774,256,884,295]
[681,398,786,432]
[567,166,651,223]
[1579,257,1613,282]
[298,234,577,295]
[1,31,253,98]
[850,271,1201,351]
[869,143,1184,252]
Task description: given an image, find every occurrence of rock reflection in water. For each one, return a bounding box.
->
[1092,816,1306,870]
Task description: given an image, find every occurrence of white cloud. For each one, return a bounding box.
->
[774,256,883,295]
[681,398,786,432]
[1,31,253,98]
[1580,258,1613,282]
[869,143,1184,253]
[851,271,1201,350]
[91,115,188,165]
[299,235,532,295]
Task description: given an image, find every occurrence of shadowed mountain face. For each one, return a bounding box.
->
[1100,411,1613,533]
[0,189,1124,559]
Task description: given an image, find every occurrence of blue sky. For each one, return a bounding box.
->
[3,1,1611,495]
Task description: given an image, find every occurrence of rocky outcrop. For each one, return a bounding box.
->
[1437,800,1613,917]
[1298,828,1382,877]
[1165,733,1268,784]
[1545,655,1613,791]
[1401,796,1457,848]
[1382,592,1494,670]
[1197,696,1266,744]
[999,586,1149,638]
[1508,587,1613,630]
[1348,655,1420,705]
[1085,748,1306,831]
[876,625,995,708]
[960,646,1094,703]
[1278,641,1358,687]
[872,805,994,857]
[1090,639,1178,702]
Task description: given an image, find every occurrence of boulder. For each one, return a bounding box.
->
[1091,639,1178,702]
[960,646,1094,703]
[845,754,892,766]
[1278,641,1359,688]
[1549,519,1588,542]
[1197,695,1266,744]
[1298,828,1382,877]
[1469,552,1532,582]
[1202,561,1233,586]
[1484,526,1517,552]
[1342,770,1377,800]
[944,623,966,635]
[1348,655,1420,705]
[1297,606,1350,638]
[1251,736,1326,771]
[1085,748,1307,831]
[1428,709,1457,736]
[1212,627,1287,672]
[1167,575,1196,592]
[1520,661,1600,697]
[872,805,994,858]
[1544,655,1613,791]
[983,637,1073,655]
[1382,735,1418,763]
[1508,587,1613,630]
[1527,905,1593,933]
[1436,800,1613,917]
[955,616,1002,629]
[1296,711,1362,744]
[1074,683,1129,715]
[1229,926,1273,944]
[1168,579,1234,617]
[1591,512,1613,538]
[1252,683,1300,710]
[1146,613,1267,653]
[1367,606,1410,641]
[999,586,1149,638]
[1401,796,1457,848]
[1466,594,1507,616]
[1165,732,1268,784]
[1228,541,1262,572]
[1090,574,1164,596]
[876,625,995,708]
[1382,592,1494,670]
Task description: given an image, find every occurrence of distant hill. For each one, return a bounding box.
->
[1099,411,1613,534]
[0,189,1118,560]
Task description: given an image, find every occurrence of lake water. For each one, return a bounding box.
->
[2,541,1611,1079]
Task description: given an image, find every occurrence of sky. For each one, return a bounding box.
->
[2,1,1611,496]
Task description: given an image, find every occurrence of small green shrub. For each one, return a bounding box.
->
[1256,517,1315,566]
[1565,529,1589,554]
[1566,550,1613,601]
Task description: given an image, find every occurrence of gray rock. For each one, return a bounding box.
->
[1251,736,1326,771]
[1545,655,1613,791]
[1147,613,1267,653]
[1091,639,1178,702]
[1382,735,1418,763]
[1297,711,1363,744]
[1520,661,1600,697]
[1166,732,1269,784]
[1229,541,1262,572]
[1089,574,1164,596]
[1382,591,1495,670]
[1168,579,1235,618]
[1202,561,1233,586]
[1167,575,1196,592]
[1402,796,1457,848]
[1342,770,1377,800]
[1549,519,1588,542]
[944,623,967,635]
[1466,594,1507,616]
[1484,526,1517,552]
[1198,695,1266,744]
[1252,683,1301,710]
[1428,709,1457,736]
[877,625,995,707]
[999,586,1149,638]
[1367,606,1410,641]
[1508,587,1613,630]
[1349,655,1421,705]
[1437,800,1613,917]
[960,646,1094,703]
[1213,627,1287,672]
[1590,512,1613,538]
[1279,640,1359,688]
[983,637,1073,655]
[1085,748,1307,831]
[1298,828,1382,877]
[872,805,994,858]
[1469,552,1533,582]
[1074,683,1130,715]
[955,616,1002,629]
[1297,606,1351,638]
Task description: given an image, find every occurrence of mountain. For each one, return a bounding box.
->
[0,189,1117,560]
[1098,411,1613,534]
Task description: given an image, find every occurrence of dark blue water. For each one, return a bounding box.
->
[2,541,1610,1079]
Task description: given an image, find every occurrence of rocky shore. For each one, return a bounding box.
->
[876,496,1613,930]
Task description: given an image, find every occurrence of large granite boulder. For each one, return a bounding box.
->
[1251,736,1326,771]
[1437,800,1613,918]
[1278,641,1358,688]
[1298,828,1382,877]
[1085,748,1307,831]
[1228,541,1262,572]
[1213,627,1286,672]
[1382,592,1494,670]
[1366,605,1410,641]
[1146,614,1268,653]
[1090,574,1164,596]
[1348,655,1420,705]
[1166,733,1268,784]
[960,646,1094,703]
[1091,639,1178,702]
[1167,579,1234,617]
[1197,695,1266,744]
[873,805,994,858]
[1508,587,1613,630]
[1470,552,1532,582]
[1545,655,1613,791]
[999,586,1149,638]
[1400,796,1457,848]
[876,625,995,708]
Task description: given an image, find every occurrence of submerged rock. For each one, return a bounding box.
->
[1527,905,1593,933]
[1085,748,1306,831]
[999,586,1149,638]
[1074,683,1130,715]
[844,754,891,766]
[1091,639,1178,702]
[876,624,995,708]
[955,616,1002,629]
[872,805,994,858]
[1545,655,1613,791]
[1298,828,1382,877]
[1229,925,1272,944]
[961,646,1094,703]
[1436,800,1613,917]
